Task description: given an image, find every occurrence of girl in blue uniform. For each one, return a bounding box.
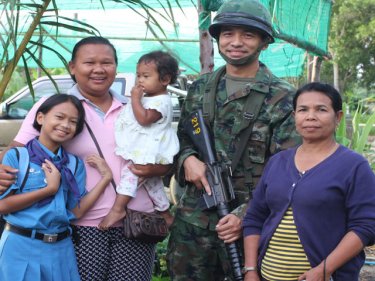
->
[0,94,113,281]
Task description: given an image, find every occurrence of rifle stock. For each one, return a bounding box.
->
[184,109,243,281]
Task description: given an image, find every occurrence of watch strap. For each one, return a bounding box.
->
[242,266,257,274]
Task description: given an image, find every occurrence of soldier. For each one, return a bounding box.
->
[166,0,301,280]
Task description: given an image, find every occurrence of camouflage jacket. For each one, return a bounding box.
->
[175,62,300,231]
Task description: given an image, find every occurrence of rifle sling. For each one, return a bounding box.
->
[202,67,266,173]
[202,66,226,124]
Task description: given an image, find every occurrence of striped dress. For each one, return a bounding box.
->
[261,207,311,281]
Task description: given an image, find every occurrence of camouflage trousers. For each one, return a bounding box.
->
[167,217,241,281]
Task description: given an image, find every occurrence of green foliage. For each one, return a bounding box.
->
[0,0,182,100]
[336,102,375,169]
[0,70,26,100]
[329,0,375,92]
[152,277,170,281]
[336,107,349,147]
[153,236,170,279]
[0,0,99,99]
[0,67,69,101]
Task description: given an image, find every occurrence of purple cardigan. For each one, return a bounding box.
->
[243,145,375,280]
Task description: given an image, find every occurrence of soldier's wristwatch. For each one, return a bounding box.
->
[241,266,257,274]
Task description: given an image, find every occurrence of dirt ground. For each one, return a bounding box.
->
[360,247,375,281]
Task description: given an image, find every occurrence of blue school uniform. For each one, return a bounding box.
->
[0,140,86,281]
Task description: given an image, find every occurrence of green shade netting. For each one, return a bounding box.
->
[1,0,332,78]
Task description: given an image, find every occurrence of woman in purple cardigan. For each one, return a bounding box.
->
[242,82,375,281]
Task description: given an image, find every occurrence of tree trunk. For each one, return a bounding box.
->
[311,56,322,82]
[0,0,51,99]
[198,0,214,75]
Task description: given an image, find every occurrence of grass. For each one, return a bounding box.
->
[152,277,170,281]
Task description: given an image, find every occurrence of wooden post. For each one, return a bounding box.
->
[306,53,313,82]
[333,62,340,91]
[198,0,214,75]
[311,56,322,82]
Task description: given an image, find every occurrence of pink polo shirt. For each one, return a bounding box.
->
[15,87,154,227]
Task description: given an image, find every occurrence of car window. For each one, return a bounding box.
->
[7,79,74,119]
[111,79,126,96]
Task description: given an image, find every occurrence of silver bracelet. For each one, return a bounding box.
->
[241,266,257,274]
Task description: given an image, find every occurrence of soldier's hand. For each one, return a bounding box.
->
[216,214,242,243]
[0,164,17,194]
[183,155,211,195]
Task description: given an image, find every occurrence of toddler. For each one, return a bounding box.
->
[100,51,179,229]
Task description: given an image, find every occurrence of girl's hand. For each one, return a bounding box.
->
[42,159,61,195]
[131,84,144,101]
[86,154,113,182]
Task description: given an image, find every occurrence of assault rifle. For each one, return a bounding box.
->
[184,109,243,281]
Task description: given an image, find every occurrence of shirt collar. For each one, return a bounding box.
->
[67,84,129,104]
[36,139,63,160]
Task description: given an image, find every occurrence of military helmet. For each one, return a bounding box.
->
[209,0,275,43]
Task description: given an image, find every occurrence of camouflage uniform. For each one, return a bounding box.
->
[167,62,301,280]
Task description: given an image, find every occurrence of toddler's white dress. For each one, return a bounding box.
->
[114,94,179,211]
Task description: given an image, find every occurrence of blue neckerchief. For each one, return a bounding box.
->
[25,138,80,206]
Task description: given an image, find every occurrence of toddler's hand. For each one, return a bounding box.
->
[86,154,113,182]
[42,159,61,195]
[131,84,144,101]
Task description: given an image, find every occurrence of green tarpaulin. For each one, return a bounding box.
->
[1,0,332,78]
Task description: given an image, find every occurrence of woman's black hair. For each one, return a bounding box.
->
[33,94,85,136]
[137,51,179,84]
[70,36,118,82]
[293,82,343,113]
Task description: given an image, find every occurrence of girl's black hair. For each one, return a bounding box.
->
[33,94,85,136]
[293,82,343,113]
[138,51,179,84]
[70,36,118,82]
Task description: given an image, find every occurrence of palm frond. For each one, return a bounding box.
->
[24,47,61,94]
[0,0,184,101]
[38,22,97,35]
[21,54,35,101]
[29,40,69,70]
[16,3,44,9]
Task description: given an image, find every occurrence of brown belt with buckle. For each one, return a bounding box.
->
[4,222,70,243]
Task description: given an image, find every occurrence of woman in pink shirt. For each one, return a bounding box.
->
[0,37,170,281]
